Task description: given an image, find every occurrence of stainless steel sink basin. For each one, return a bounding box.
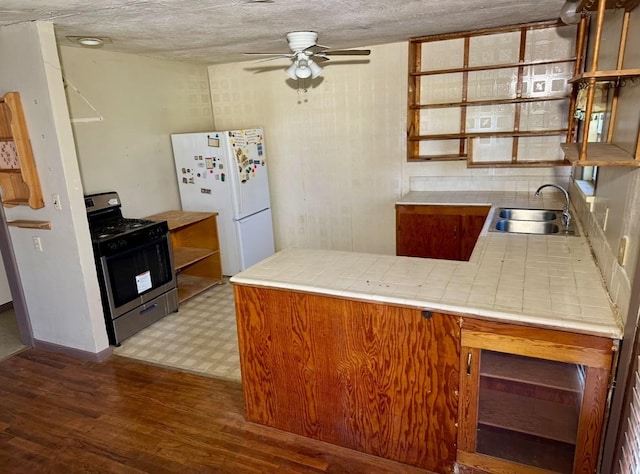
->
[498,208,558,221]
[494,219,560,235]
[490,207,579,236]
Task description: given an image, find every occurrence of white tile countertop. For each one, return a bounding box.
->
[231,191,623,340]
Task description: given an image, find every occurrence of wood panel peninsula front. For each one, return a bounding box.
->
[231,192,622,474]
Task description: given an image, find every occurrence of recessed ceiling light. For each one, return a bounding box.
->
[66,36,113,47]
[79,37,103,46]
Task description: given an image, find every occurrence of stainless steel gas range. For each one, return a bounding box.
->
[85,192,178,346]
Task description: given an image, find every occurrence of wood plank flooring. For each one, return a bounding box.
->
[0,349,431,473]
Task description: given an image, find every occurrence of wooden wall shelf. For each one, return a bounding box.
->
[0,92,44,209]
[564,1,640,165]
[7,220,51,229]
[407,20,579,166]
[561,143,640,166]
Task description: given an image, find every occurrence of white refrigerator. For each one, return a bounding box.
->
[170,128,275,276]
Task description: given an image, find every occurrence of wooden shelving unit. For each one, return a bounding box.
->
[145,210,223,303]
[565,0,640,165]
[0,92,44,209]
[407,20,580,166]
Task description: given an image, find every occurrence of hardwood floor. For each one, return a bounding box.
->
[0,349,431,473]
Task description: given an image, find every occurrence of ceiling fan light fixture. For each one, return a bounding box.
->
[308,59,322,79]
[286,62,299,80]
[286,31,318,52]
[294,59,312,79]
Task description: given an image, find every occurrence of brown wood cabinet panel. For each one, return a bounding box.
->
[234,284,460,473]
[396,204,489,261]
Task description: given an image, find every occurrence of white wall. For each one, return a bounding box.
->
[58,46,214,218]
[208,42,572,255]
[0,22,108,353]
[0,254,11,306]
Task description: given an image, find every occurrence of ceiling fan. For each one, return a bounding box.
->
[244,31,371,81]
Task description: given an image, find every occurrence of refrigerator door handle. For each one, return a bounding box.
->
[231,152,243,215]
[233,207,269,222]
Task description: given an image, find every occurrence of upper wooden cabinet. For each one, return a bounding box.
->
[0,92,44,209]
[407,21,580,167]
[561,0,640,166]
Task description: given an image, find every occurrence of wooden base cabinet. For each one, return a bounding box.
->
[458,319,616,474]
[146,211,223,303]
[234,285,461,473]
[396,205,490,261]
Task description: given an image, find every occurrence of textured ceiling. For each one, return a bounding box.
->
[0,0,567,64]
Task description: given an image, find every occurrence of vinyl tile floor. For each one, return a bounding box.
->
[114,280,241,382]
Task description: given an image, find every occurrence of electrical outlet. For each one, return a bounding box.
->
[52,193,62,210]
[32,236,43,252]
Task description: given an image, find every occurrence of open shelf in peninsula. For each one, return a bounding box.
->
[145,210,223,304]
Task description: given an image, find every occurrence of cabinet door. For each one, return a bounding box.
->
[458,319,614,474]
[396,205,460,260]
[235,285,461,472]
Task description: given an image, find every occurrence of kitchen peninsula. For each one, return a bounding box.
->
[231,191,622,474]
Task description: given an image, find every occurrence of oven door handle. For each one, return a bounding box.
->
[139,303,158,315]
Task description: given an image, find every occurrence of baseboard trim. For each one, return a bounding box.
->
[0,301,14,313]
[32,339,112,362]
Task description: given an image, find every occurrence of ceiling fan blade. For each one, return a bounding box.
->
[255,56,293,63]
[243,52,293,57]
[323,49,371,56]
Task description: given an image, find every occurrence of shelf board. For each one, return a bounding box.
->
[0,168,22,174]
[408,154,467,162]
[570,69,640,83]
[176,274,222,303]
[476,425,576,473]
[478,387,579,445]
[146,210,218,231]
[468,159,570,168]
[410,129,568,141]
[411,57,577,77]
[7,220,51,230]
[561,143,640,166]
[411,95,570,110]
[173,247,216,271]
[480,351,583,393]
[2,198,29,206]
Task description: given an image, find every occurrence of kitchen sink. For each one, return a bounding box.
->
[490,207,579,236]
[498,208,558,221]
[494,219,560,235]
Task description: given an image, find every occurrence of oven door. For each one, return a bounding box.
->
[98,233,176,319]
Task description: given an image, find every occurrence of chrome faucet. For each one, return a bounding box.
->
[535,183,571,229]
